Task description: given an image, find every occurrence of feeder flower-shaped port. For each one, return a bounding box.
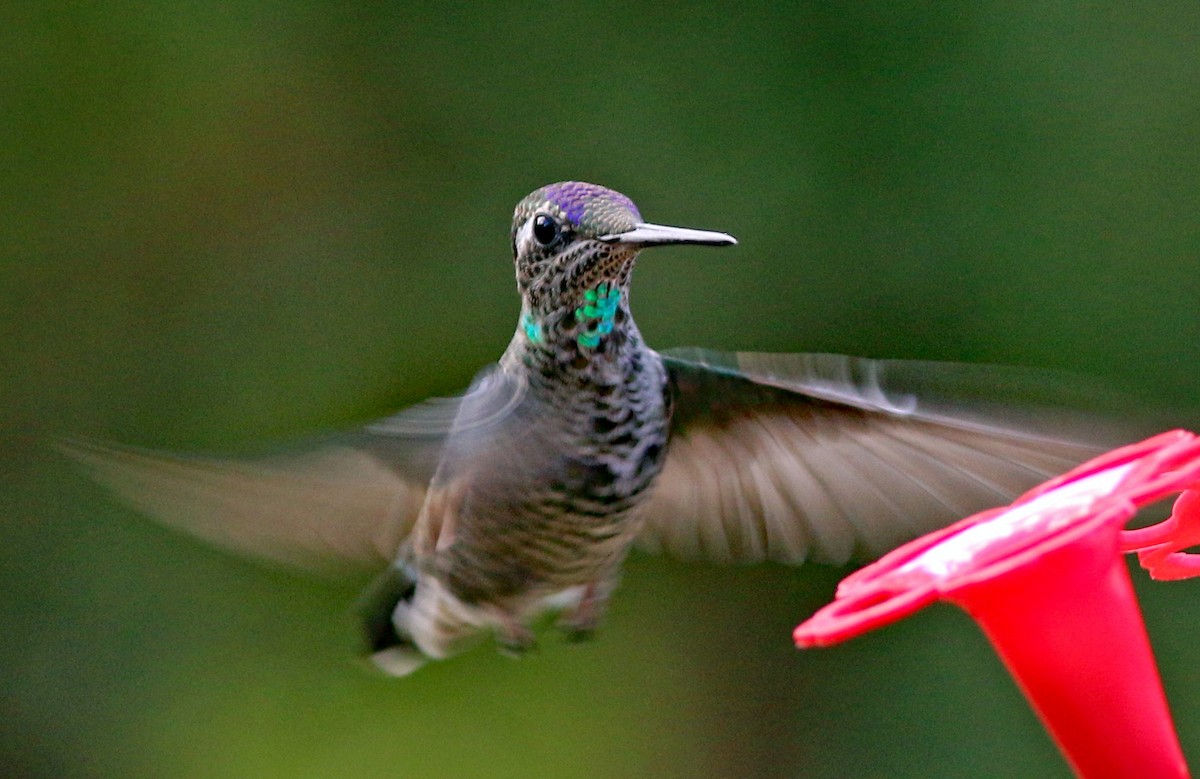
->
[1124,486,1200,581]
[794,430,1200,779]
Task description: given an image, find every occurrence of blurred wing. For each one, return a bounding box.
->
[62,365,525,576]
[61,438,424,576]
[635,349,1128,566]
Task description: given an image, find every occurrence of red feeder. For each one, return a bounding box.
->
[1125,486,1200,581]
[795,430,1200,779]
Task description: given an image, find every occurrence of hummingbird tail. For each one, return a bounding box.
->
[357,563,490,676]
[358,564,428,677]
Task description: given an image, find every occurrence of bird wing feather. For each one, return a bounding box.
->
[634,349,1127,565]
[61,438,423,576]
[61,365,525,576]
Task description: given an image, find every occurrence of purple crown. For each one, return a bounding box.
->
[541,182,642,227]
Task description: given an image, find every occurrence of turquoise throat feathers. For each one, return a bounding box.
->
[522,282,622,350]
[574,282,620,349]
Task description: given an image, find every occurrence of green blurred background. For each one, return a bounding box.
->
[4,2,1200,777]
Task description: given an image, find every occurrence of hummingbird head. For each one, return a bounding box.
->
[510,182,737,318]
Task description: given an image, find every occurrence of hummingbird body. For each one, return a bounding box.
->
[389,185,682,668]
[65,181,1116,676]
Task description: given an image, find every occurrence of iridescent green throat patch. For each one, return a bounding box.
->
[575,282,621,349]
[521,312,544,344]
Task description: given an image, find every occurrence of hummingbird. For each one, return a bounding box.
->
[65,181,1110,676]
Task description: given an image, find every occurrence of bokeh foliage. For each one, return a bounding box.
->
[4,2,1199,777]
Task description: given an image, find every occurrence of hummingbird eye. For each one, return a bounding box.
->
[532,214,561,246]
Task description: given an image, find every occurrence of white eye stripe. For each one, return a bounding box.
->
[516,216,536,255]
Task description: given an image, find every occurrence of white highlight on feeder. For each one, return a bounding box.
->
[902,462,1137,580]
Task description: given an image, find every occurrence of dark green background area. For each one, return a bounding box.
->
[4,3,1199,777]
